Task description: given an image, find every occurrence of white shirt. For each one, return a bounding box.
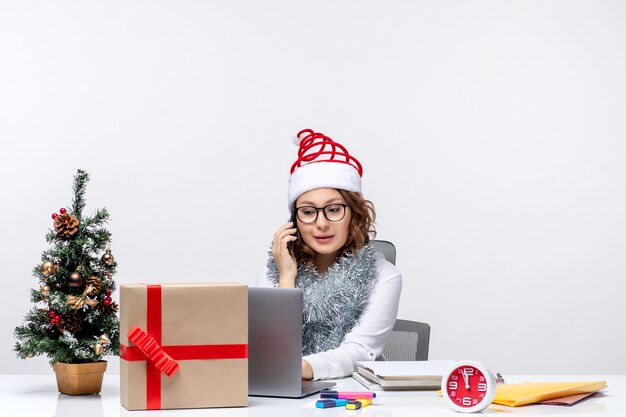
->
[256,258,402,380]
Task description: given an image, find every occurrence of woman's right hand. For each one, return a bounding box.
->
[272,222,298,287]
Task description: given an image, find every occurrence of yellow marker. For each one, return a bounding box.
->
[346,398,373,410]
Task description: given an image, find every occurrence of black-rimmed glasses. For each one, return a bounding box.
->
[295,204,349,224]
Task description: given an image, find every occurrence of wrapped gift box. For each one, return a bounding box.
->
[120,283,248,410]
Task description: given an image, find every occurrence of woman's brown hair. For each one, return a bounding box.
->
[290,190,376,265]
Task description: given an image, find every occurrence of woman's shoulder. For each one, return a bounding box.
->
[373,258,402,284]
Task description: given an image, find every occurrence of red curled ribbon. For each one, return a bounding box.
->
[127,326,180,377]
[291,129,363,176]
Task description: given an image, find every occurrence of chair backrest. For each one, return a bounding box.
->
[381,319,430,361]
[371,240,431,361]
[371,239,396,265]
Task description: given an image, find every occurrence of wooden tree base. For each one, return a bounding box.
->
[53,361,107,395]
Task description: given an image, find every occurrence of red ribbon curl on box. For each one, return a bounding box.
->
[127,326,180,377]
[119,284,248,410]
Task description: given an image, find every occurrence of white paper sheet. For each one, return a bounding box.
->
[357,360,456,378]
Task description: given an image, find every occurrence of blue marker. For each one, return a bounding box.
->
[316,399,350,408]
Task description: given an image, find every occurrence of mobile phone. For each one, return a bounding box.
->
[287,211,298,252]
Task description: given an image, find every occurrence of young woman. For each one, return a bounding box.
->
[256,129,402,380]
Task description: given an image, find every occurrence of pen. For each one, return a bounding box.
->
[320,391,377,400]
[346,398,373,410]
[316,399,350,408]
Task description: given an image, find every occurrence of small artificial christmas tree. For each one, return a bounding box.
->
[14,170,120,369]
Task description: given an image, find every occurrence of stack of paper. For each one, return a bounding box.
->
[353,360,455,391]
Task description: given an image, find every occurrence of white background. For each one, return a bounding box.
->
[1,1,624,375]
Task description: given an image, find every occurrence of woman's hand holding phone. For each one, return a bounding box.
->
[272,222,298,287]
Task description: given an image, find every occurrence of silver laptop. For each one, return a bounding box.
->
[248,287,335,397]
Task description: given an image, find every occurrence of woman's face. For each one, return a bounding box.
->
[295,188,352,258]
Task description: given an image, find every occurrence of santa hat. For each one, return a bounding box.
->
[288,129,363,209]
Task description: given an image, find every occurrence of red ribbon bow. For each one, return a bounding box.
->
[127,326,180,377]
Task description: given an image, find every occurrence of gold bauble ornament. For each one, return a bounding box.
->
[99,334,110,345]
[68,271,83,288]
[93,343,103,355]
[101,248,115,266]
[40,261,58,276]
[26,353,34,358]
[40,284,50,296]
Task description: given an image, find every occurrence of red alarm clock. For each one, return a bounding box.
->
[442,361,496,413]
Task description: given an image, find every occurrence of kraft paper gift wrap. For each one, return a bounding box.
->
[120,283,248,410]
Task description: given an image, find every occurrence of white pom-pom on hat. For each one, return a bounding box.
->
[292,128,314,146]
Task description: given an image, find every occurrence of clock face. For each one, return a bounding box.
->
[442,362,496,413]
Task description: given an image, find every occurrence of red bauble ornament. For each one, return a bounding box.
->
[51,213,58,219]
[50,318,56,325]
[103,297,112,306]
[53,316,61,324]
[49,311,56,318]
[105,289,112,297]
[59,208,67,214]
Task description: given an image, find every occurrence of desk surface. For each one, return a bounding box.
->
[0,374,620,417]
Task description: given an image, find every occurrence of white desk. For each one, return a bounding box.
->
[0,374,621,417]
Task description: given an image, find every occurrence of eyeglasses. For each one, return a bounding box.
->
[295,204,349,224]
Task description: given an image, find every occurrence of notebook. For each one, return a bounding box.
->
[355,360,455,390]
[357,360,456,380]
[248,287,335,397]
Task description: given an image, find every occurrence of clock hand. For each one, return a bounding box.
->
[462,369,469,389]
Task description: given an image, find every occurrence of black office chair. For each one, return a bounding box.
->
[371,240,431,361]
